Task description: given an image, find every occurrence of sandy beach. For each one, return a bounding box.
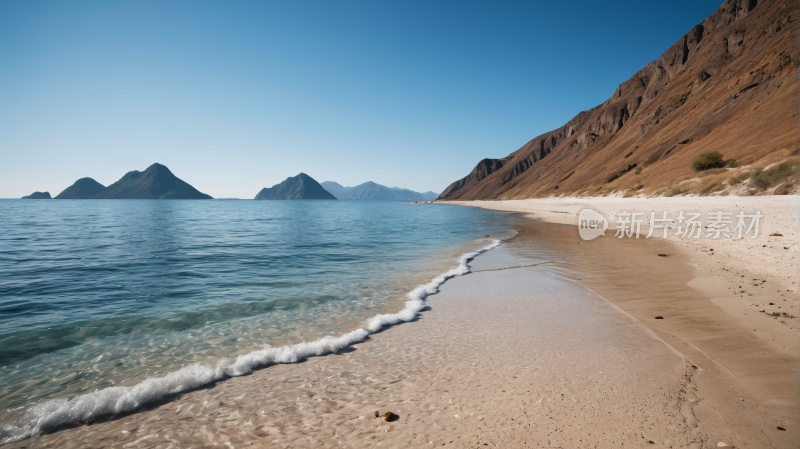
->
[6,197,798,448]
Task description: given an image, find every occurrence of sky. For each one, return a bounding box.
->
[0,0,724,199]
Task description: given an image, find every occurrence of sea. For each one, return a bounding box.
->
[0,199,512,444]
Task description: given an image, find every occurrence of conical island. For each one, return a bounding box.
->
[255,173,336,200]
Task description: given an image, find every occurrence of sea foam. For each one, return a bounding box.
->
[0,239,499,444]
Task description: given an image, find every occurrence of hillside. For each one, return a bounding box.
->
[438,0,799,200]
[255,173,336,200]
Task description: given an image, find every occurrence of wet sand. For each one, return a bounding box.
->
[7,219,796,448]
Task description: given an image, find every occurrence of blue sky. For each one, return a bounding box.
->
[0,0,723,198]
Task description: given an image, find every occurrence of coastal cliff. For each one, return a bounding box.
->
[439,0,798,200]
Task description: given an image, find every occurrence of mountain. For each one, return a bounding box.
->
[55,164,212,199]
[55,177,105,199]
[420,191,439,201]
[321,181,435,201]
[255,173,336,200]
[438,0,798,200]
[21,191,51,199]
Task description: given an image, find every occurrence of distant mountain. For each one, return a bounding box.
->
[21,191,51,199]
[55,164,212,199]
[93,164,212,199]
[255,173,336,200]
[321,181,437,201]
[420,191,439,201]
[389,187,439,201]
[55,177,105,199]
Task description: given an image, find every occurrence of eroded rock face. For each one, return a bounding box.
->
[21,191,51,199]
[439,0,798,200]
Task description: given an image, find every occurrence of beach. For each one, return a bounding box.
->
[5,197,798,448]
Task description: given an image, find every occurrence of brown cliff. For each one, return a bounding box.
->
[439,0,799,200]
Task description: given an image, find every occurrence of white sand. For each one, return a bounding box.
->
[448,196,799,285]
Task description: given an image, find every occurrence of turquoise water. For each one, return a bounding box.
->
[0,199,510,442]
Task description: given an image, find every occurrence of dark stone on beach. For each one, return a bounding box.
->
[777,426,786,431]
[21,191,51,199]
[655,316,664,319]
[658,254,667,257]
[255,173,336,200]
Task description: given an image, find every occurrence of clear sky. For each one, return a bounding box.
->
[1,0,724,199]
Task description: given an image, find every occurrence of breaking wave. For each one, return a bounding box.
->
[0,239,500,445]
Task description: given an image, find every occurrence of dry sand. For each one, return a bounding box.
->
[6,196,798,448]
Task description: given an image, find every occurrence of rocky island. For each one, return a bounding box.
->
[255,173,336,200]
[53,164,212,199]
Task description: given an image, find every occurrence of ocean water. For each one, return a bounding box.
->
[0,199,511,443]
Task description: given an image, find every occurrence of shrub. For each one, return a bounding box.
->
[751,162,796,189]
[691,151,725,172]
[728,159,743,168]
[728,172,750,185]
[775,184,794,195]
[665,187,688,197]
[700,183,719,195]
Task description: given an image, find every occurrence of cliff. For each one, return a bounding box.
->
[439,0,799,200]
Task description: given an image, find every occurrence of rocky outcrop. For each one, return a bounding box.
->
[255,173,336,200]
[54,178,105,199]
[21,191,51,199]
[439,0,798,200]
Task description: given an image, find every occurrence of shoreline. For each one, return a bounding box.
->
[0,238,501,446]
[4,201,798,448]
[447,197,799,440]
